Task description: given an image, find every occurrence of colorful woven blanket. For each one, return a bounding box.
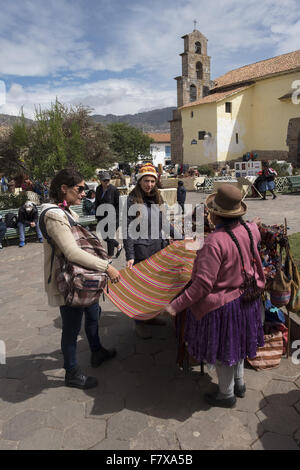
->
[105,240,198,320]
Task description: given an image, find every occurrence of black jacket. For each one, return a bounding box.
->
[123,194,182,262]
[177,186,186,204]
[95,184,120,223]
[18,204,39,224]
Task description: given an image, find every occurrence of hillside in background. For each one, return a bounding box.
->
[91,107,175,132]
[0,106,176,132]
[0,114,33,126]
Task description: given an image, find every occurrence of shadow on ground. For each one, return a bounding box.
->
[0,314,217,424]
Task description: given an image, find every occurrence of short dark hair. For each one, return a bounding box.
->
[86,189,95,199]
[178,181,184,186]
[50,168,84,203]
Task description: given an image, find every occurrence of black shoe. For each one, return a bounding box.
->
[272,195,277,199]
[115,245,123,258]
[204,392,236,408]
[91,347,117,368]
[234,384,246,398]
[65,366,98,389]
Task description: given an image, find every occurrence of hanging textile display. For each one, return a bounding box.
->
[105,240,197,320]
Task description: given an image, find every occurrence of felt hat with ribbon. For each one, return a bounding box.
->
[205,183,247,218]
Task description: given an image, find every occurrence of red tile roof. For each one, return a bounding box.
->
[146,133,170,143]
[213,49,300,90]
[180,85,252,109]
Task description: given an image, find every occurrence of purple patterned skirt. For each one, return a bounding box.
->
[179,296,264,366]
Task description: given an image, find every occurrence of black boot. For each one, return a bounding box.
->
[65,365,98,389]
[91,347,117,368]
[234,384,246,398]
[204,391,236,408]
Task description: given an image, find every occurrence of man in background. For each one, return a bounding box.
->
[18,201,43,247]
[95,172,122,259]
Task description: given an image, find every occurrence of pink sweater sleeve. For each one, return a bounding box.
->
[171,241,222,312]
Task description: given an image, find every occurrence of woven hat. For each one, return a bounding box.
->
[136,163,157,182]
[205,183,247,218]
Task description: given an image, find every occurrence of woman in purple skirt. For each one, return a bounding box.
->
[160,184,265,408]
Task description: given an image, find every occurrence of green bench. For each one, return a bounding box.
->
[287,176,300,192]
[68,204,97,228]
[0,207,38,244]
[0,204,97,245]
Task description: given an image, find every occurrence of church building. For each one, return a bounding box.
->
[170,29,300,167]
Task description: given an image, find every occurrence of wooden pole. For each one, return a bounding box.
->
[284,217,290,358]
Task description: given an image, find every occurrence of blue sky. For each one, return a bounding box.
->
[0,0,300,118]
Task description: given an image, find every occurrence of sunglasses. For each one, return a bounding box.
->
[102,179,110,182]
[74,185,86,193]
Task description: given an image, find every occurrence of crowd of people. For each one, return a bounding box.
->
[0,161,296,411]
[0,174,50,200]
[32,164,269,411]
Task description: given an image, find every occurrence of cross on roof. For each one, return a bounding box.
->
[193,19,197,30]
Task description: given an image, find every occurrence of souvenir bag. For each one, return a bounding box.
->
[247,330,283,370]
[269,245,291,307]
[39,207,108,307]
[286,244,300,313]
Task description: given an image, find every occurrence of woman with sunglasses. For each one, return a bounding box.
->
[40,168,120,390]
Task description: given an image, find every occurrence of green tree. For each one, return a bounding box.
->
[108,122,153,164]
[0,109,31,176]
[0,100,114,180]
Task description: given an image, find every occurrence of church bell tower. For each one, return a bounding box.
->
[170,27,211,163]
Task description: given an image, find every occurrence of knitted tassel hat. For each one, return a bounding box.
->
[136,163,158,182]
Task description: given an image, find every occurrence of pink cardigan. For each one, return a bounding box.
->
[171,222,265,319]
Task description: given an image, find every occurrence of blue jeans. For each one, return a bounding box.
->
[18,221,43,243]
[59,303,102,371]
[0,222,6,243]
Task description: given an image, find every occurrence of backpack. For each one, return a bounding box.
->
[4,212,18,229]
[39,207,108,307]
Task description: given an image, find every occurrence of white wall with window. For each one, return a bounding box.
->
[150,143,171,166]
[147,133,171,166]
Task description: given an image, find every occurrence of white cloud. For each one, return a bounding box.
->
[0,79,176,119]
[0,0,299,116]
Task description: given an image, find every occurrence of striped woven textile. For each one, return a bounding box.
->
[105,240,197,320]
[247,332,283,370]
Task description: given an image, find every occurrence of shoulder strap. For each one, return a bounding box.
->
[39,207,77,284]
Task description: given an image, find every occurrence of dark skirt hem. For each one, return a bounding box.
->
[178,296,264,367]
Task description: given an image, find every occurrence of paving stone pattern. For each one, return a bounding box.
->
[0,192,299,450]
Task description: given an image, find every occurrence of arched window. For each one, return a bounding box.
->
[195,41,202,54]
[190,85,197,102]
[196,62,203,79]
